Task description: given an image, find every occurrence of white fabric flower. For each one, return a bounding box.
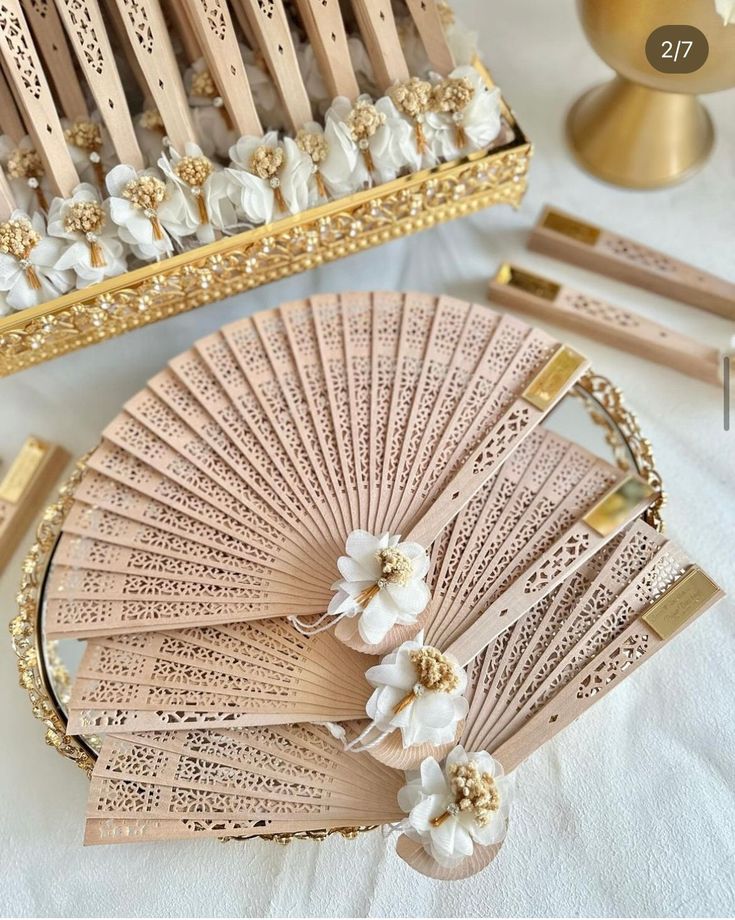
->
[185,59,237,159]
[327,530,431,646]
[716,0,735,23]
[47,183,127,285]
[320,102,368,197]
[159,143,238,244]
[398,746,512,869]
[424,66,502,161]
[363,634,468,748]
[0,135,52,214]
[324,95,416,189]
[0,210,72,310]
[105,164,186,260]
[62,117,116,188]
[228,132,312,225]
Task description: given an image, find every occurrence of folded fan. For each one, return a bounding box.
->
[45,293,588,644]
[80,527,722,883]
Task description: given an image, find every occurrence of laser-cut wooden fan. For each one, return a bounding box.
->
[79,527,722,883]
[45,292,588,643]
[60,427,654,753]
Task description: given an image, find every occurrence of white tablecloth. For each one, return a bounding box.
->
[1,1,734,915]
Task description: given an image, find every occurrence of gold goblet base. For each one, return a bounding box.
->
[566,75,714,189]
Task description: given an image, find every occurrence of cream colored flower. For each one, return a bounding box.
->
[0,211,72,310]
[398,746,512,869]
[424,65,502,159]
[47,183,128,285]
[158,143,238,244]
[349,633,468,750]
[228,131,312,224]
[326,530,431,646]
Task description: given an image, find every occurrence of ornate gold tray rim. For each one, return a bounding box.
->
[0,65,531,378]
[8,370,665,848]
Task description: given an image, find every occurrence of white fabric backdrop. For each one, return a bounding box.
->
[1,0,734,915]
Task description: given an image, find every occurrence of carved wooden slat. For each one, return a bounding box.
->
[293,0,359,101]
[0,63,26,140]
[404,0,454,75]
[181,0,261,137]
[0,0,79,195]
[111,0,198,152]
[54,0,144,169]
[350,0,409,90]
[21,0,88,119]
[236,0,312,131]
[98,0,148,99]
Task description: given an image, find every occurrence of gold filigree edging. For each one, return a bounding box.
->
[8,375,662,843]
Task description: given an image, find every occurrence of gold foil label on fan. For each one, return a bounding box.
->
[496,263,560,301]
[583,476,655,536]
[522,344,587,410]
[642,567,722,640]
[542,210,601,246]
[0,437,48,504]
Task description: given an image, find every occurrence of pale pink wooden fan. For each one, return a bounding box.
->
[79,528,722,883]
[60,428,654,758]
[44,293,588,642]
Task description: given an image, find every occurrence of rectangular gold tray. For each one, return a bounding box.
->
[0,80,530,378]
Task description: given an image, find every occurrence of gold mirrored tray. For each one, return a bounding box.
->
[9,370,663,839]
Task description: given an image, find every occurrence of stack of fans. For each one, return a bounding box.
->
[45,292,724,878]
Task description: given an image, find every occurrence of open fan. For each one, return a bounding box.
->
[81,522,722,884]
[45,292,588,645]
[63,427,655,757]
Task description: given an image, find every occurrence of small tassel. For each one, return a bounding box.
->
[393,690,417,715]
[92,160,106,191]
[273,185,287,214]
[315,170,328,199]
[431,810,453,828]
[414,120,427,155]
[454,124,468,149]
[196,194,209,225]
[361,147,375,175]
[34,187,48,212]
[24,264,41,290]
[149,215,164,241]
[89,240,106,268]
[355,583,379,610]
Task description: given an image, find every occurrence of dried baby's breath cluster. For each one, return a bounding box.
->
[448,761,500,826]
[65,120,102,151]
[296,129,328,165]
[63,201,106,236]
[139,109,165,132]
[376,546,413,586]
[250,145,285,181]
[0,217,40,259]
[174,155,214,189]
[7,147,44,180]
[409,647,460,693]
[191,69,217,98]
[432,76,474,115]
[347,99,387,147]
[122,175,167,213]
[390,78,433,119]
